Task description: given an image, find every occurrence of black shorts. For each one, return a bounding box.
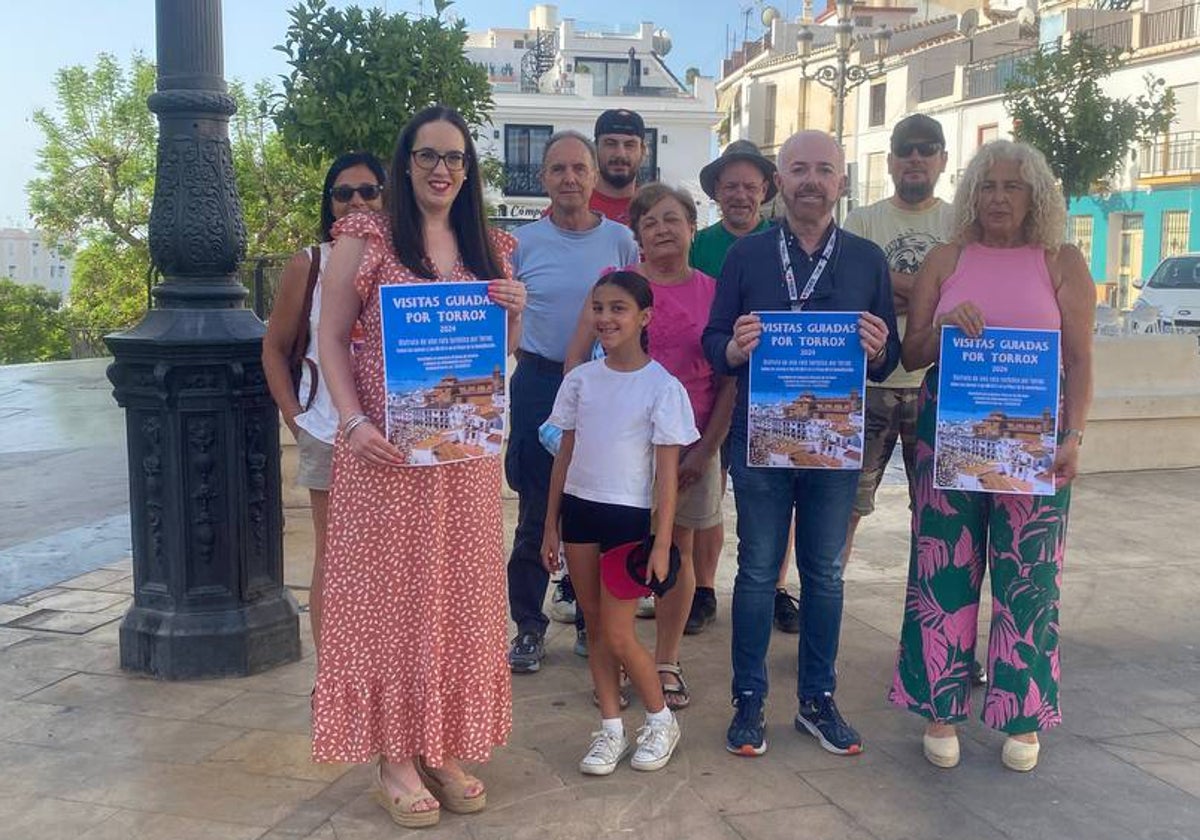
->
[560,493,650,551]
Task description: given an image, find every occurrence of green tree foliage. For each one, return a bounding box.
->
[275,0,495,165]
[27,53,157,253]
[0,280,71,364]
[230,80,325,254]
[26,53,326,341]
[1004,35,1175,202]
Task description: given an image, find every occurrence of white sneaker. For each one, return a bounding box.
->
[579,729,630,776]
[549,576,577,624]
[635,595,656,618]
[631,713,681,771]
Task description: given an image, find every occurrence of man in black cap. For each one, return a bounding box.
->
[591,108,647,225]
[841,113,986,687]
[686,140,802,639]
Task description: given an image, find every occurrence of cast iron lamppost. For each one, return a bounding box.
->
[104,0,300,679]
[798,0,892,146]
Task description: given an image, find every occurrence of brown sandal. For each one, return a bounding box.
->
[657,662,691,710]
[415,756,487,814]
[373,760,440,828]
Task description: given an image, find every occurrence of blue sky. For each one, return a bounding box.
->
[0,0,810,227]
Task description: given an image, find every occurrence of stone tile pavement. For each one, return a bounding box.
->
[1,466,1198,839]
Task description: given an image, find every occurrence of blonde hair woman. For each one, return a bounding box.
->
[888,140,1095,772]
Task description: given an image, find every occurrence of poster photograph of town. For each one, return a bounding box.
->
[747,311,867,470]
[378,281,508,466]
[934,326,1061,495]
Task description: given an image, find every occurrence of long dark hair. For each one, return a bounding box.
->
[319,151,387,242]
[594,270,654,353]
[390,105,503,280]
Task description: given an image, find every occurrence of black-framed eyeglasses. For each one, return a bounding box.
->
[411,148,468,172]
[328,184,383,202]
[893,141,943,158]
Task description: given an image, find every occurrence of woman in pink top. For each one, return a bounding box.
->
[566,183,736,710]
[889,141,1095,772]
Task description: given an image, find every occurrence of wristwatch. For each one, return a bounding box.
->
[1059,428,1084,446]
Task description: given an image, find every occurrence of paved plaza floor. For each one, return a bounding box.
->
[0,360,1198,839]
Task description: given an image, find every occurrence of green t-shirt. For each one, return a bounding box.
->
[689,218,771,280]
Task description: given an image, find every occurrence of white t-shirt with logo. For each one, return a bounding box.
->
[548,358,699,509]
[843,198,954,389]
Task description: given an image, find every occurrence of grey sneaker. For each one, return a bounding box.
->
[631,713,681,771]
[579,729,630,775]
[508,632,545,674]
[573,627,589,658]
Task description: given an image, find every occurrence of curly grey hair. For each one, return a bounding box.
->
[951,140,1065,249]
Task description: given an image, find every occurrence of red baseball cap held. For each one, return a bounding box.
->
[600,536,681,601]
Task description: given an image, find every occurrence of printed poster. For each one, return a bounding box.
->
[935,326,1060,495]
[747,311,867,469]
[379,281,507,465]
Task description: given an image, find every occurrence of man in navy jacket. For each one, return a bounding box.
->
[702,130,899,759]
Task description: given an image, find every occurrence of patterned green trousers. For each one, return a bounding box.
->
[888,371,1071,734]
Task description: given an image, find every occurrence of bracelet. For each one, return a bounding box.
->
[341,413,371,438]
[869,344,887,363]
[1059,428,1084,446]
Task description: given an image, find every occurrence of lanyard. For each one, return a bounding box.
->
[778,226,836,311]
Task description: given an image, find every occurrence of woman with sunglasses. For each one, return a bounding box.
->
[312,106,526,829]
[263,151,386,654]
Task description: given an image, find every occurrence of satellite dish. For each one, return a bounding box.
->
[653,28,673,56]
[1017,7,1037,30]
[958,8,979,37]
[762,6,780,26]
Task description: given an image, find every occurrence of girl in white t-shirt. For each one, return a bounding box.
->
[541,270,699,776]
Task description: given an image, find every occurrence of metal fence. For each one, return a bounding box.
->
[963,48,1038,100]
[1141,1,1199,49]
[918,72,955,102]
[1079,19,1133,52]
[1140,130,1200,177]
[238,254,291,321]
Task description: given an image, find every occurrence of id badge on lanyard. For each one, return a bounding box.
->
[778,227,836,311]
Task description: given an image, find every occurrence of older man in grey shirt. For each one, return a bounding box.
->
[506,130,638,674]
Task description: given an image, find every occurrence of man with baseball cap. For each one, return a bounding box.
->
[841,113,985,686]
[591,108,647,225]
[686,140,804,639]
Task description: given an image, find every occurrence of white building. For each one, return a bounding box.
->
[466,4,719,225]
[717,0,1199,306]
[0,228,72,299]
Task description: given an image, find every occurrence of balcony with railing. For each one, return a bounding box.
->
[502,163,547,197]
[1139,131,1200,181]
[918,71,955,103]
[1140,1,1199,49]
[1079,19,1133,52]
[963,48,1037,101]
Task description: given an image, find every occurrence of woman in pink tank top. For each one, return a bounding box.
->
[887,141,1096,773]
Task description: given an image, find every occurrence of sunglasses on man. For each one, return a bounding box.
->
[328,184,383,203]
[892,141,943,158]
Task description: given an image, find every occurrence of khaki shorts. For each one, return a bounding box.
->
[854,386,919,516]
[296,427,333,492]
[673,451,724,530]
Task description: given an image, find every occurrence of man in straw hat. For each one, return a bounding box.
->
[686,140,801,640]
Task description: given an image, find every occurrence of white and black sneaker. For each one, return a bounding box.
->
[549,575,577,624]
[579,729,630,776]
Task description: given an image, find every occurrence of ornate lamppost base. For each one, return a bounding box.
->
[108,307,301,680]
[120,594,299,680]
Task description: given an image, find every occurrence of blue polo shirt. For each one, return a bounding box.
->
[701,220,900,442]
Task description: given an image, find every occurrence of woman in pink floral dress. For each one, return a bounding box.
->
[889,141,1094,773]
[314,105,526,828]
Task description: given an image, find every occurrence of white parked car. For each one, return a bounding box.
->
[1129,253,1200,333]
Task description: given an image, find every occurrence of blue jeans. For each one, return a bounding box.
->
[728,434,859,700]
[504,357,562,636]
